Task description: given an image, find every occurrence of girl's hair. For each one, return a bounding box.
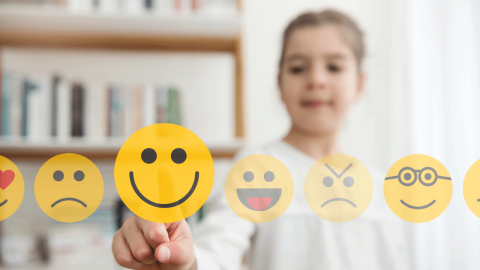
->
[279,9,365,72]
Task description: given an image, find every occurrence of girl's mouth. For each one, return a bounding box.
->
[300,100,329,109]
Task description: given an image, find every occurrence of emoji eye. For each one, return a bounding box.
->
[399,167,416,186]
[171,148,187,164]
[343,176,354,187]
[243,171,254,182]
[53,170,64,181]
[420,167,437,186]
[323,176,333,187]
[264,171,275,182]
[141,148,157,164]
[74,170,85,181]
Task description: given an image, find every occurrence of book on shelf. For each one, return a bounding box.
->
[56,77,72,141]
[71,82,84,137]
[0,71,182,143]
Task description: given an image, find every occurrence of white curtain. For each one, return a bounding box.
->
[389,0,480,269]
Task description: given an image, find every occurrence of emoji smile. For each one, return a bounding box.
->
[0,199,7,207]
[51,198,87,208]
[130,171,199,208]
[400,199,436,209]
[321,198,356,208]
[237,188,282,211]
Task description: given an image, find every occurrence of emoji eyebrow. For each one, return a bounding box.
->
[325,163,353,179]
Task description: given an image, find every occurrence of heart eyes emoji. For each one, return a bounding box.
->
[0,170,15,190]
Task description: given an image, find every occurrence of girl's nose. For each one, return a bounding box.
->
[307,66,327,90]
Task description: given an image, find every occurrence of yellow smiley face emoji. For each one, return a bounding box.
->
[384,154,452,223]
[304,154,373,223]
[463,159,480,218]
[225,154,294,223]
[114,123,215,223]
[35,154,104,223]
[0,155,25,221]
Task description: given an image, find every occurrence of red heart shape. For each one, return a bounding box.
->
[0,170,15,190]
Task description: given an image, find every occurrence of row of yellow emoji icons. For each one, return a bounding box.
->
[0,124,215,223]
[226,153,464,224]
[1,124,480,224]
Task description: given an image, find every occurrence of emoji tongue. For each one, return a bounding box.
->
[0,170,15,190]
[246,197,272,211]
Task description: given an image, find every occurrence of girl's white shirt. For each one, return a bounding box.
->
[192,141,412,270]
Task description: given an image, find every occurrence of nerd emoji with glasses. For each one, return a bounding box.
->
[384,154,452,223]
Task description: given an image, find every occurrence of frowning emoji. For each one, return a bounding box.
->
[304,154,373,223]
[225,154,293,223]
[34,154,104,223]
[114,124,215,223]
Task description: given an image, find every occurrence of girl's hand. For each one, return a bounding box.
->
[112,215,196,270]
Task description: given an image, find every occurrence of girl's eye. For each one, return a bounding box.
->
[328,64,341,72]
[289,66,305,74]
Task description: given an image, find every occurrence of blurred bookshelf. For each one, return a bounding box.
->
[0,0,245,160]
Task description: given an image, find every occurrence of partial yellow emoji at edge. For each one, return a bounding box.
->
[463,159,480,218]
[35,153,104,223]
[0,155,25,221]
[384,154,452,223]
[115,124,215,223]
[305,154,373,223]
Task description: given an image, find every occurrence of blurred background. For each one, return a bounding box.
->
[0,0,480,269]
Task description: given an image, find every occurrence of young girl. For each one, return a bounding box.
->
[112,10,410,270]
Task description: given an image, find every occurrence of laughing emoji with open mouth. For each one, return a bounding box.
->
[225,154,293,223]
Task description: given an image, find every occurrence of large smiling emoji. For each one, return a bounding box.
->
[115,123,214,223]
[304,154,373,223]
[225,154,293,223]
[34,153,104,223]
[384,154,452,223]
[0,155,24,221]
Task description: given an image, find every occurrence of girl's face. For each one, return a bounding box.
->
[279,25,365,135]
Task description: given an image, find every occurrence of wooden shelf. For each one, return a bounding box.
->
[0,139,243,160]
[0,5,242,52]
